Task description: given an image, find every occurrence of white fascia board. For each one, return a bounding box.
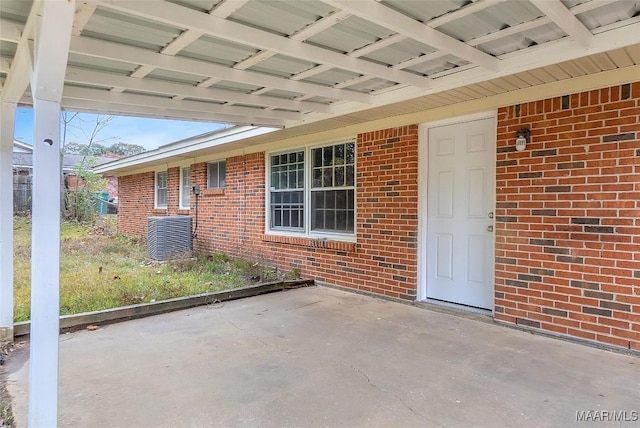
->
[94,126,277,173]
[13,140,33,151]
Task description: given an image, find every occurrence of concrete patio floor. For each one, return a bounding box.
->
[5,285,639,427]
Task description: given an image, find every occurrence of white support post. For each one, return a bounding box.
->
[27,1,75,426]
[29,98,62,427]
[0,101,16,343]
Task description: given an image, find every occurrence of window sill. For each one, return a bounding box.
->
[203,188,225,197]
[177,209,190,214]
[152,208,167,214]
[261,234,356,252]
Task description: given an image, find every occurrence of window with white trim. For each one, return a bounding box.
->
[268,140,355,238]
[270,151,305,230]
[179,167,191,209]
[155,171,168,208]
[207,161,226,189]
[311,142,355,233]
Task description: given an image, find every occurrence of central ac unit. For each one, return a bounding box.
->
[147,216,192,261]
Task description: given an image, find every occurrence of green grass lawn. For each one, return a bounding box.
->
[13,217,279,322]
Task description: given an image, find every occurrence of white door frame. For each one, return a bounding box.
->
[417,111,497,308]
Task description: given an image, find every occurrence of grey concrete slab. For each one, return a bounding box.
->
[6,286,640,427]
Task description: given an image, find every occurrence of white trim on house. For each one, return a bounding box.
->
[95,125,277,174]
[13,140,33,153]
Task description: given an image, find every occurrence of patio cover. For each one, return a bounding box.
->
[1,0,640,425]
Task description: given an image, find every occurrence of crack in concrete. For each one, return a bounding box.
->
[285,300,322,311]
[352,365,444,427]
[224,318,292,354]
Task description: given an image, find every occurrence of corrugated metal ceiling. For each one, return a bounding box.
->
[0,0,639,132]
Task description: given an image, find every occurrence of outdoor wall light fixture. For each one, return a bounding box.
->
[515,127,531,151]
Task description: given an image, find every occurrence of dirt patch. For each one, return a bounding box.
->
[0,343,15,428]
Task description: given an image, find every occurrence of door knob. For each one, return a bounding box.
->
[487,225,494,232]
[488,212,494,219]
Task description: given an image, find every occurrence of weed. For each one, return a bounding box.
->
[0,400,14,428]
[288,267,302,280]
[13,220,289,321]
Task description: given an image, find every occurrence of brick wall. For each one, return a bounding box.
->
[119,125,419,300]
[495,82,640,350]
[117,83,638,351]
[118,171,155,236]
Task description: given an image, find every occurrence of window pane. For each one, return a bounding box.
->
[335,166,344,186]
[312,168,321,188]
[323,146,332,166]
[313,148,322,168]
[181,167,190,207]
[270,190,303,230]
[219,161,226,188]
[156,171,168,207]
[208,161,225,189]
[311,189,354,233]
[322,167,332,187]
[271,151,303,190]
[335,144,344,164]
[346,143,355,164]
[346,165,354,186]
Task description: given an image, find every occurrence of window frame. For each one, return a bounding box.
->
[207,160,226,189]
[154,170,168,209]
[179,166,191,210]
[266,140,357,242]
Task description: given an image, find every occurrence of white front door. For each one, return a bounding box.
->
[426,117,495,309]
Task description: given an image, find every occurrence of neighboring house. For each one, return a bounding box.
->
[97,81,640,353]
[12,140,119,212]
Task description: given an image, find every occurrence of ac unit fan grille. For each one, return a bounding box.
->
[147,216,192,261]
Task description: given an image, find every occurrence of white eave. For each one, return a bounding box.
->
[94,125,277,174]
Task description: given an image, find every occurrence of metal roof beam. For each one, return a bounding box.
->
[94,0,431,88]
[325,0,499,71]
[69,36,372,103]
[290,10,350,41]
[130,0,245,80]
[0,3,39,103]
[64,67,334,113]
[392,51,447,71]
[290,64,332,81]
[62,86,304,121]
[55,98,287,127]
[72,2,97,36]
[232,9,350,70]
[130,29,205,79]
[530,0,593,46]
[210,0,250,18]
[348,33,405,59]
[233,50,277,70]
[428,0,504,28]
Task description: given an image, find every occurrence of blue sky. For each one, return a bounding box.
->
[14,107,228,151]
